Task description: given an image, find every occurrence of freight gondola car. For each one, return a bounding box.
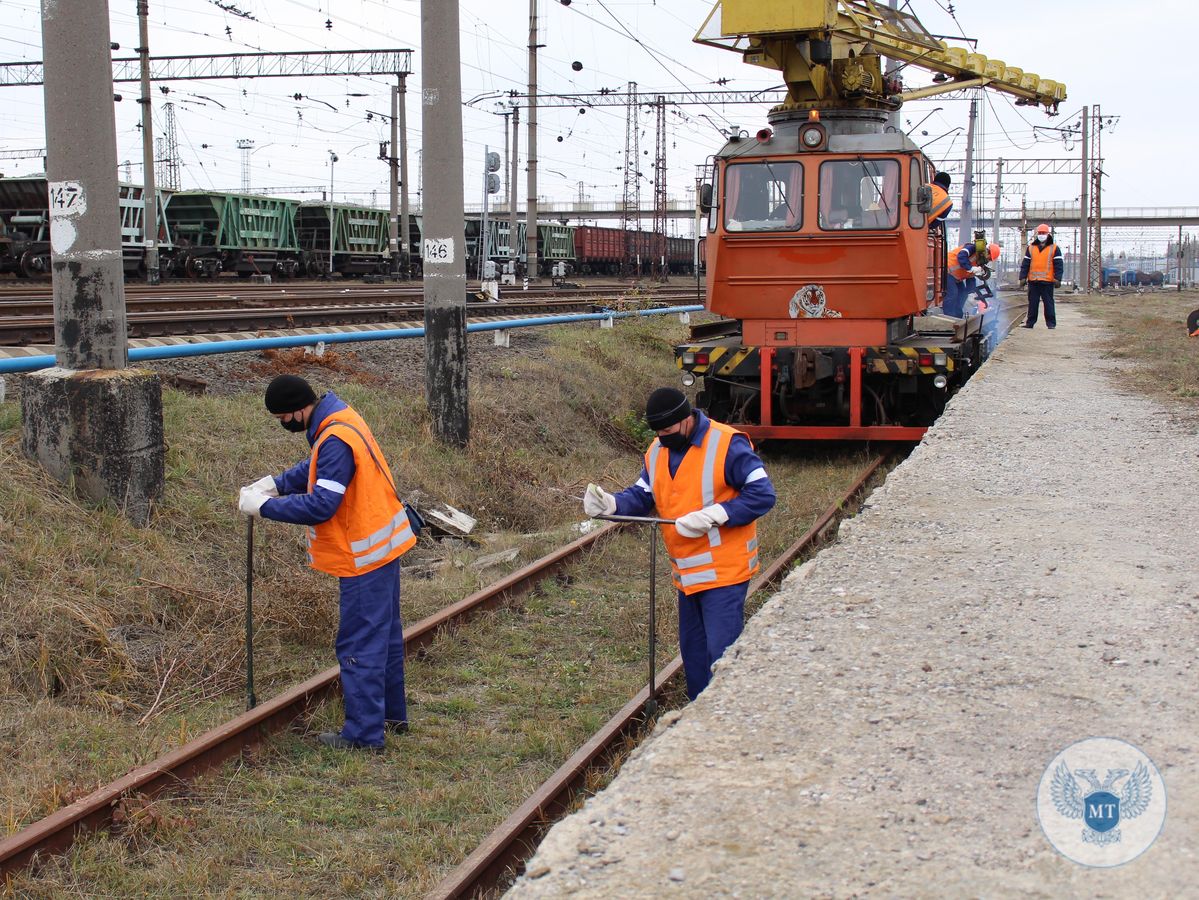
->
[166,191,299,278]
[296,201,390,277]
[0,176,171,278]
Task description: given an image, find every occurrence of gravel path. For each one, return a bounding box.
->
[507,304,1199,897]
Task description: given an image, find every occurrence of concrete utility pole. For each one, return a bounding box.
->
[992,157,1003,276]
[399,73,411,278]
[525,0,540,278]
[389,78,400,276]
[509,105,520,269]
[136,0,159,284]
[22,0,164,526]
[421,0,469,446]
[956,96,978,247]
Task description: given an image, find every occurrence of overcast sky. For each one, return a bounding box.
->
[1,0,1192,254]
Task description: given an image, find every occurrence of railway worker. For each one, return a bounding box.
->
[583,388,776,701]
[238,374,416,753]
[1019,223,1064,329]
[944,241,1001,318]
[929,172,953,226]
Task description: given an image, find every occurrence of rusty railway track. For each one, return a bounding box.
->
[0,521,622,876]
[428,455,890,899]
[0,290,699,346]
[0,456,888,887]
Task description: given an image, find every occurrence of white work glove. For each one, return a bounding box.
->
[248,475,279,497]
[239,486,270,518]
[674,503,730,538]
[969,265,986,277]
[583,483,617,518]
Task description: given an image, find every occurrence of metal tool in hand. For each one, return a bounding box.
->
[594,512,675,716]
[244,517,257,710]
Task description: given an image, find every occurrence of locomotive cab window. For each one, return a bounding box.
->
[818,159,899,230]
[723,161,802,232]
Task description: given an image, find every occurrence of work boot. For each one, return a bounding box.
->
[317,731,384,754]
[1022,323,1035,329]
[385,719,410,735]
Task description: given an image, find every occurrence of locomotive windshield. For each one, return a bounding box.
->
[724,162,802,232]
[818,159,900,231]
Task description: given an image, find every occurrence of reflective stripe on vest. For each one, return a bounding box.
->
[305,407,415,577]
[929,185,952,220]
[647,419,760,596]
[947,244,973,282]
[1027,242,1057,282]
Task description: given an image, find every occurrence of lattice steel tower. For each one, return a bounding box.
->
[651,95,668,281]
[161,101,181,190]
[620,82,640,278]
[1085,104,1103,290]
[237,138,255,193]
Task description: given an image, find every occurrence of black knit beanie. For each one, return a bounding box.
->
[645,387,691,431]
[934,171,951,189]
[264,374,317,414]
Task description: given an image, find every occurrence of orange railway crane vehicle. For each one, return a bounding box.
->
[677,0,1066,440]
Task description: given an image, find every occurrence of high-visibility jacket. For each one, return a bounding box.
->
[306,407,416,577]
[947,244,976,282]
[646,420,760,595]
[929,184,953,221]
[1026,241,1059,282]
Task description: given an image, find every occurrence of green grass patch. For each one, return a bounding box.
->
[1,315,872,895]
[1076,289,1199,405]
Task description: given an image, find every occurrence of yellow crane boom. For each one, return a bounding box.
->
[696,0,1065,114]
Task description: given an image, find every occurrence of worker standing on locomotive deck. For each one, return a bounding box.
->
[239,374,416,752]
[1019,222,1064,329]
[944,241,1001,318]
[583,388,776,701]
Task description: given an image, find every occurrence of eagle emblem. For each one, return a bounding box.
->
[1051,761,1154,847]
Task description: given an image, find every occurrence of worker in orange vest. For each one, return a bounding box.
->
[584,388,776,700]
[929,172,953,226]
[1018,223,1064,329]
[945,241,1001,317]
[240,374,419,752]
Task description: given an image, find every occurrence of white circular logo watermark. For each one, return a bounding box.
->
[1036,737,1166,867]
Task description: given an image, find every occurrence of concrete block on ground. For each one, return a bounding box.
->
[20,367,164,527]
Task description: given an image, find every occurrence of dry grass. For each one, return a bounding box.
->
[0,314,870,896]
[1074,288,1199,402]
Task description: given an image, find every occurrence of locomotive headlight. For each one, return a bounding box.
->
[681,372,696,387]
[933,374,948,389]
[799,122,827,150]
[933,352,947,367]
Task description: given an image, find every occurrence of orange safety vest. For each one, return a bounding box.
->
[1027,241,1058,282]
[306,407,416,577]
[929,184,953,221]
[947,244,976,282]
[646,420,760,595]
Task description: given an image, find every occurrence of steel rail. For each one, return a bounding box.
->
[0,521,621,877]
[0,294,694,345]
[429,455,890,899]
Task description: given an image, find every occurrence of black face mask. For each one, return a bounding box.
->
[659,432,690,452]
[281,416,307,433]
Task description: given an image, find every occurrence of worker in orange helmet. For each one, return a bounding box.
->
[1019,223,1064,329]
[944,241,1000,318]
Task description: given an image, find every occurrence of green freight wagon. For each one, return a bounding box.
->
[296,202,390,277]
[164,191,300,278]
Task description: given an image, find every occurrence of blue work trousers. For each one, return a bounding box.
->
[943,276,976,318]
[336,557,406,747]
[677,581,749,701]
[1026,281,1056,327]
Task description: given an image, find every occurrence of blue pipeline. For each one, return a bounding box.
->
[0,305,704,375]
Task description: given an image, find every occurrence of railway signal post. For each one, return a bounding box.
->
[20,0,164,527]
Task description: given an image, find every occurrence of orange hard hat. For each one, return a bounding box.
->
[987,243,1001,261]
[1036,223,1051,235]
